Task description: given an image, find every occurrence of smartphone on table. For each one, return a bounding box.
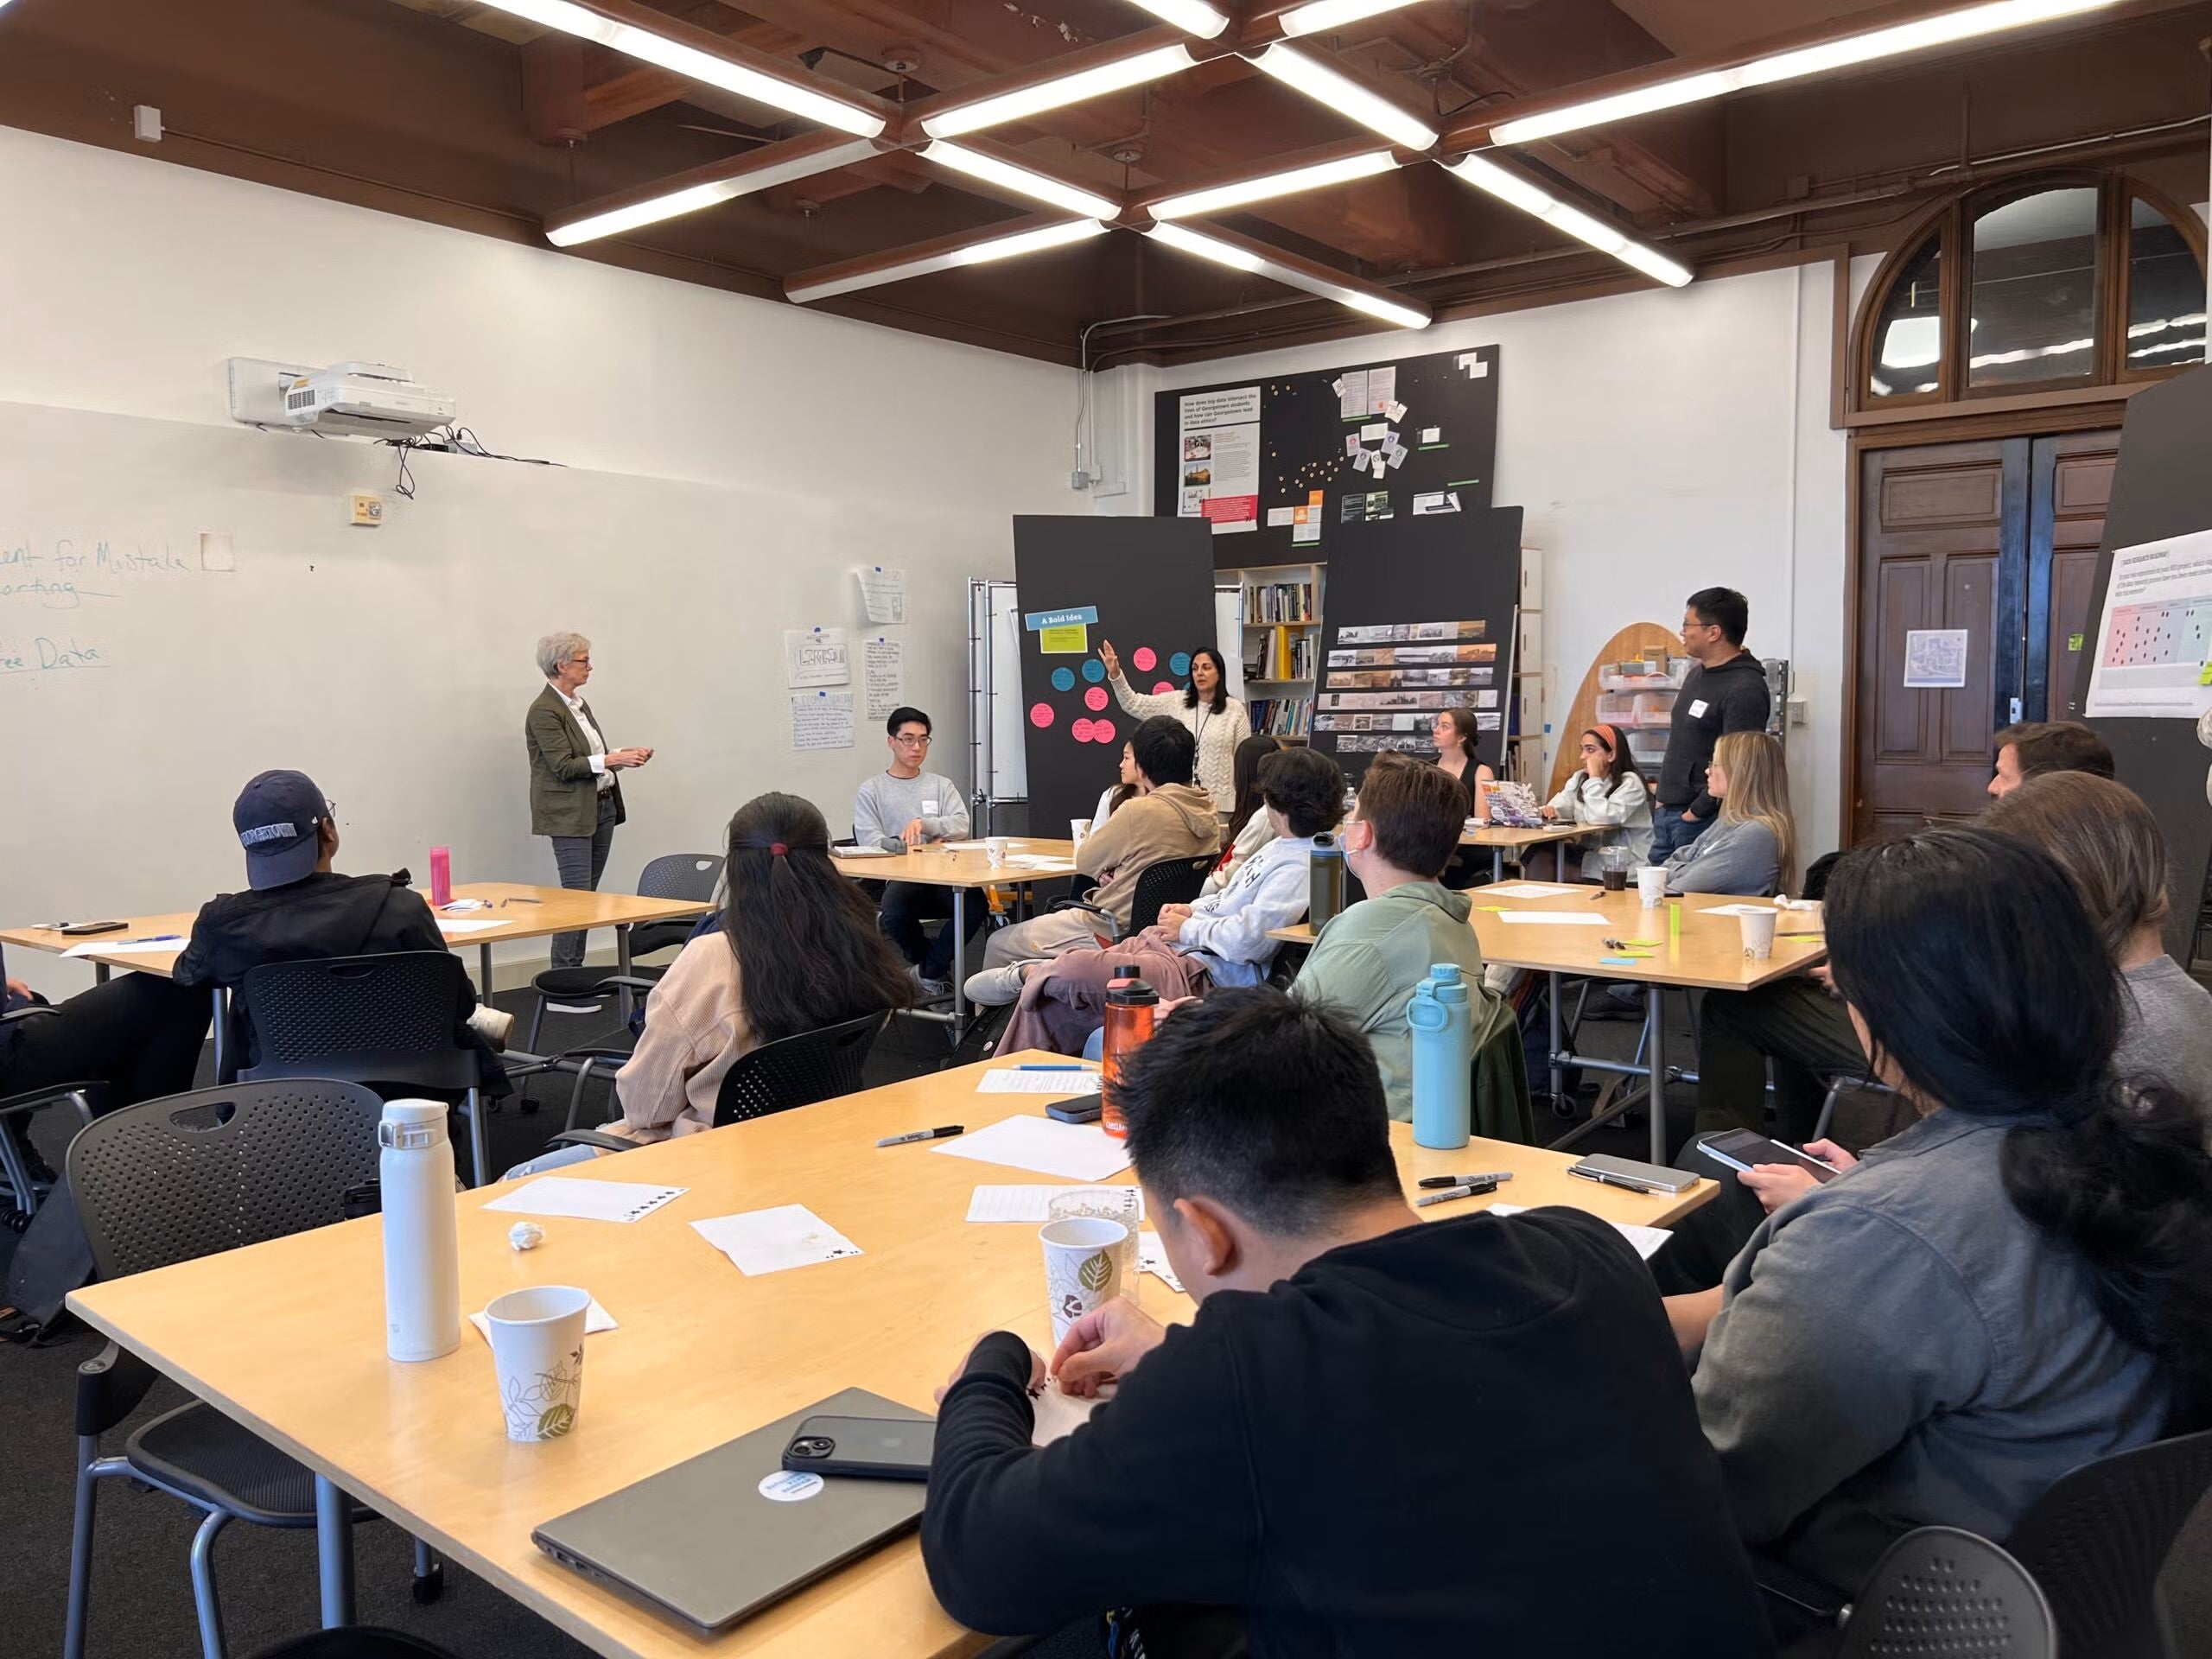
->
[1699,1130,1839,1184]
[1566,1154,1700,1195]
[781,1415,936,1482]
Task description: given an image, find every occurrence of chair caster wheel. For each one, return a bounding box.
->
[1548,1095,1577,1120]
[518,1096,541,1116]
[412,1563,445,1605]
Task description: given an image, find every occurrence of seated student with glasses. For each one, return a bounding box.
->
[854,706,981,999]
[1538,722,1652,880]
[1668,827,2212,1637]
[922,988,1773,1657]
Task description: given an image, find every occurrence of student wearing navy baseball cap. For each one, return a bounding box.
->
[231,769,336,889]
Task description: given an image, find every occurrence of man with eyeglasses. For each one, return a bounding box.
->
[1651,587,1770,865]
[855,707,979,998]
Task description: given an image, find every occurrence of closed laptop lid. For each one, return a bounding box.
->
[532,1387,931,1635]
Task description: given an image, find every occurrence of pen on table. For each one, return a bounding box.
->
[1416,1181,1500,1208]
[500,897,543,906]
[1418,1171,1514,1189]
[877,1125,964,1147]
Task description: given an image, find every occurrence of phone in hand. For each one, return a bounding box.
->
[780,1415,935,1482]
[1700,1130,1838,1183]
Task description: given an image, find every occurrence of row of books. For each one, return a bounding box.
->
[1243,581,1318,625]
[1248,696,1314,738]
[1243,627,1319,682]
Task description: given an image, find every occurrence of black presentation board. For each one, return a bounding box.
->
[1011,516,1219,838]
[1312,505,1524,784]
[2063,366,2212,959]
[1154,345,1502,569]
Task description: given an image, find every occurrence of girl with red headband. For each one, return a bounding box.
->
[1541,723,1653,880]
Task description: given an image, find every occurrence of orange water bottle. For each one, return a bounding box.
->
[1100,973,1159,1141]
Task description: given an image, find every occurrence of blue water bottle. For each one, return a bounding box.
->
[1408,963,1473,1149]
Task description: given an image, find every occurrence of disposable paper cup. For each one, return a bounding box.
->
[1048,1188,1141,1306]
[985,836,1010,863]
[484,1285,589,1443]
[1040,1217,1129,1343]
[1637,867,1667,909]
[1738,908,1777,962]
[1071,819,1090,851]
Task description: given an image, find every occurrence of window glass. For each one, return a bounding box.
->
[1868,238,1942,398]
[1967,187,2099,389]
[2126,196,2206,372]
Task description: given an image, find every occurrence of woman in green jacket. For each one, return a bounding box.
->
[526,631,653,969]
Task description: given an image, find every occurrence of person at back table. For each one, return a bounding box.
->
[525,632,654,973]
[1652,587,1770,863]
[1662,730,1796,898]
[921,988,1775,1657]
[1988,717,2113,796]
[854,706,982,998]
[1291,752,1510,1120]
[1540,722,1652,880]
[174,770,510,1092]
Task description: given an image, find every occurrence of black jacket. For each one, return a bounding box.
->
[175,871,507,1092]
[1656,652,1772,815]
[922,1209,1774,1657]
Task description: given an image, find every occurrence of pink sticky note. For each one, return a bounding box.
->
[1084,685,1109,712]
[1071,717,1096,742]
[1131,645,1157,672]
[1029,702,1056,729]
[1090,719,1116,744]
[1153,680,1176,695]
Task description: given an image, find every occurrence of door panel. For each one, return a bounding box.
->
[2029,432,2121,718]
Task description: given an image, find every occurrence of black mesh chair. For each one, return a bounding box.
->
[2003,1425,2212,1659]
[524,852,721,1050]
[1050,854,1217,940]
[1826,1527,2054,1658]
[62,1081,442,1659]
[247,1635,463,1659]
[0,1007,102,1221]
[235,953,491,1185]
[546,1011,887,1156]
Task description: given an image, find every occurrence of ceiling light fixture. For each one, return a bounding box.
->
[1144,221,1431,329]
[1124,0,1233,40]
[922,44,1197,138]
[474,0,887,137]
[1491,0,2120,145]
[1444,155,1691,287]
[920,142,1122,219]
[1248,44,1439,151]
[546,138,882,247]
[1279,0,1425,38]
[1148,149,1399,219]
[787,218,1109,304]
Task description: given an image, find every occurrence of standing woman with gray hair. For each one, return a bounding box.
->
[527,632,654,969]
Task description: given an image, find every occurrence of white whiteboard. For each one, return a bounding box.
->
[0,400,1007,989]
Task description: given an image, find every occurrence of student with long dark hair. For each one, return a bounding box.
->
[1205,733,1286,894]
[1099,639,1251,818]
[1673,827,2212,1621]
[1539,722,1652,880]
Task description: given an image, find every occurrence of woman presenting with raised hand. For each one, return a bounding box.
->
[1100,638,1250,820]
[527,631,654,970]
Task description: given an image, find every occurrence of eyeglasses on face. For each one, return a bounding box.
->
[893,732,931,747]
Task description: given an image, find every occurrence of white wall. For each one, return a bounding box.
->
[1103,264,1855,859]
[0,125,1083,987]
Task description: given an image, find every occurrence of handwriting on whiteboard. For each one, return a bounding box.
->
[0,635,106,674]
[0,537,208,679]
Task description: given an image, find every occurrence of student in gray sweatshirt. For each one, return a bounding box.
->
[854,706,978,993]
[1662,730,1796,897]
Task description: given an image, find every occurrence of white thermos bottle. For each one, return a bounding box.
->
[378,1098,461,1362]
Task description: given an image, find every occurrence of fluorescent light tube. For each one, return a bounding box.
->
[923,44,1196,138]
[1280,0,1424,37]
[788,219,1109,303]
[476,0,887,137]
[1125,0,1232,39]
[921,143,1122,219]
[1149,150,1398,219]
[1492,0,2119,145]
[1147,220,1267,272]
[547,139,881,247]
[1249,44,1439,151]
[1144,222,1430,328]
[1443,155,1691,287]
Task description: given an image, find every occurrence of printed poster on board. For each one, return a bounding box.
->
[1177,386,1260,536]
[2083,525,2212,721]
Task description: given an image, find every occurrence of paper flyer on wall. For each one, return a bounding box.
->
[863,636,904,721]
[855,565,906,626]
[784,626,850,688]
[791,690,854,750]
[1177,386,1260,535]
[1901,628,1968,689]
[2083,526,2212,719]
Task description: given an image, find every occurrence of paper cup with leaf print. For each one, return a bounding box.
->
[1039,1217,1129,1343]
[484,1285,589,1443]
[1738,907,1778,963]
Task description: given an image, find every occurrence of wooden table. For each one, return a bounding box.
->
[1274,886,1826,1165]
[1460,823,1595,883]
[67,1051,1709,1659]
[830,838,1080,1036]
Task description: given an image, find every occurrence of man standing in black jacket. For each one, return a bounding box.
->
[1652,587,1771,864]
[921,988,1773,1657]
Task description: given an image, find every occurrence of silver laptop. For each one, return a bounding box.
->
[532,1387,931,1635]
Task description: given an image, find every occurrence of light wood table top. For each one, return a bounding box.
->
[1,883,712,979]
[831,837,1081,889]
[1459,823,1593,851]
[68,1051,1708,1659]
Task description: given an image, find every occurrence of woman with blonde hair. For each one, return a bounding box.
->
[1662,731,1796,897]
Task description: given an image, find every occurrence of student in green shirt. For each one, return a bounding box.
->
[1292,753,1509,1120]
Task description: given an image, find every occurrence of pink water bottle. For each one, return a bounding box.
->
[429,845,453,907]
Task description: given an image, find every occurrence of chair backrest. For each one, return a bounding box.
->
[238,952,479,1093]
[637,852,721,902]
[1839,1526,2055,1659]
[714,1013,887,1127]
[1126,855,1218,934]
[66,1080,386,1280]
[2004,1425,2212,1659]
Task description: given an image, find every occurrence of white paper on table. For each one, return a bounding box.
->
[976,1070,1103,1096]
[435,918,506,936]
[783,626,850,688]
[60,936,184,958]
[468,1297,619,1343]
[1699,903,1781,917]
[691,1205,862,1275]
[483,1178,688,1224]
[967,1185,1143,1224]
[834,845,896,858]
[1491,1202,1671,1259]
[1009,856,1076,871]
[933,1114,1130,1181]
[1033,1383,1104,1446]
[1483,882,1584,899]
[1138,1231,1185,1293]
[1494,911,1612,926]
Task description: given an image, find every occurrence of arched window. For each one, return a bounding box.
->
[1853,171,2205,413]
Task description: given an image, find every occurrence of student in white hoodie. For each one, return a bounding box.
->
[1540,723,1653,880]
[1203,734,1287,896]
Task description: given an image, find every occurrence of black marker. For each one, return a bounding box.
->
[1415,1181,1500,1208]
[877,1124,964,1147]
[1418,1171,1513,1189]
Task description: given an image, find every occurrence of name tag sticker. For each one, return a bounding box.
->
[923,799,939,814]
[1688,699,1709,719]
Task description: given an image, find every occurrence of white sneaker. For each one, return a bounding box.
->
[909,965,953,1000]
[963,961,1035,1007]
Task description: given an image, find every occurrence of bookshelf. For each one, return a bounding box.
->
[1232,561,1323,741]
